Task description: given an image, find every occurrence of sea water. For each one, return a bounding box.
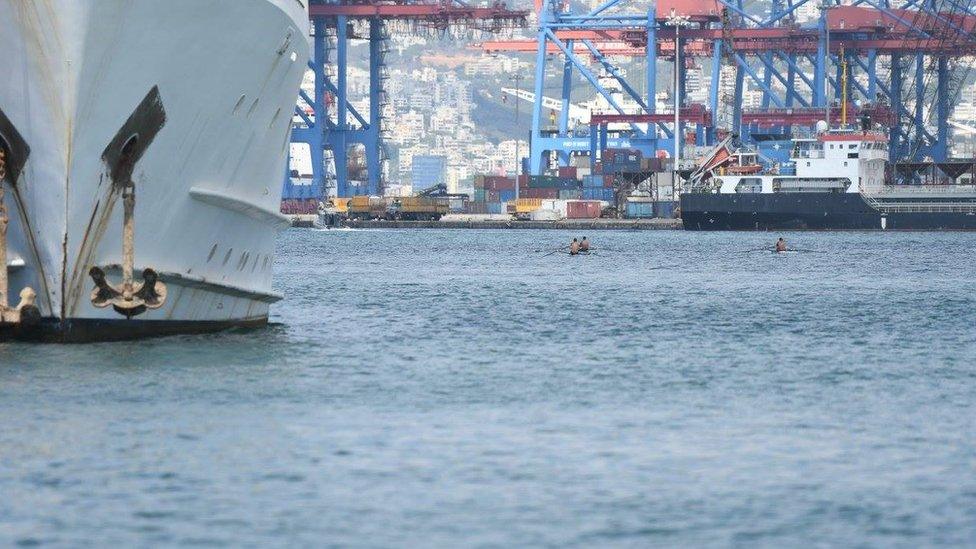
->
[1,229,975,546]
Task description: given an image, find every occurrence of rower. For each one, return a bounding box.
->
[579,236,590,252]
[775,238,787,253]
[569,238,580,255]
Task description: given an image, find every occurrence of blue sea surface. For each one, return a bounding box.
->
[1,229,975,547]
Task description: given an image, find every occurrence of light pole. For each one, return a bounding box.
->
[666,9,691,172]
[511,71,525,199]
[823,1,831,128]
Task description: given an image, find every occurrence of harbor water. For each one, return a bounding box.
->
[2,229,975,546]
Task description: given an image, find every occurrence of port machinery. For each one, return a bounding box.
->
[481,0,976,176]
[290,0,527,198]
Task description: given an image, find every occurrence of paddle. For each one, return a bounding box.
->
[543,246,570,257]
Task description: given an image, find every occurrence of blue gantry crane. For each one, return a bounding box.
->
[289,0,527,199]
[482,0,976,173]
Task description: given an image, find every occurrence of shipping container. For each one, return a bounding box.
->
[655,200,677,218]
[486,202,505,215]
[565,200,603,219]
[540,199,569,217]
[521,187,560,199]
[473,189,486,202]
[557,166,578,179]
[625,200,655,219]
[513,198,543,213]
[582,187,614,201]
[280,198,320,215]
[558,189,582,200]
[348,196,388,219]
[521,175,579,190]
[466,201,489,215]
[530,209,562,221]
[484,176,516,191]
[499,189,516,203]
[582,174,613,188]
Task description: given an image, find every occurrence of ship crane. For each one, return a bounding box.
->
[499,87,590,123]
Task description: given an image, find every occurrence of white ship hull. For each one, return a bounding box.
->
[0,0,310,341]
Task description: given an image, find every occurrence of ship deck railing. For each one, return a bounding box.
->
[865,200,976,214]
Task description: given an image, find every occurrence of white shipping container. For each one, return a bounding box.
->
[530,209,563,221]
[539,199,570,217]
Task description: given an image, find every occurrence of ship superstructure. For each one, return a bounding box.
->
[681,128,976,231]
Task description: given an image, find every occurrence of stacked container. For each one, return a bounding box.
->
[582,174,614,202]
[565,200,603,219]
[471,175,516,214]
[602,149,643,173]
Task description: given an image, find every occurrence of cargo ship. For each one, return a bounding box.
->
[0,0,310,341]
[680,129,976,231]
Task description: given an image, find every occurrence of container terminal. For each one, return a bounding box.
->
[280,0,976,230]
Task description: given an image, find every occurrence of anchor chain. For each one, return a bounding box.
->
[89,178,166,319]
[0,149,39,327]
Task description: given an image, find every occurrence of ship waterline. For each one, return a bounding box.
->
[0,0,310,341]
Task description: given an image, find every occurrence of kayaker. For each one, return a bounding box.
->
[775,238,787,252]
[569,238,580,255]
[580,236,590,252]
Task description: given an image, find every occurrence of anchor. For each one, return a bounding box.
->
[89,177,166,319]
[88,88,168,319]
[0,149,40,327]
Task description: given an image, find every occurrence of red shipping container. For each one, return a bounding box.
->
[521,188,559,199]
[566,200,603,219]
[484,176,516,191]
[558,166,578,179]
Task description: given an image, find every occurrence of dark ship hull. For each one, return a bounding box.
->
[680,193,976,231]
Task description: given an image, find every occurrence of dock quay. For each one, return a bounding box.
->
[289,215,681,230]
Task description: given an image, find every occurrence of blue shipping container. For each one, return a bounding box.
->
[582,175,607,188]
[655,201,676,218]
[499,190,516,202]
[626,201,655,219]
[486,202,504,215]
[582,188,614,201]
